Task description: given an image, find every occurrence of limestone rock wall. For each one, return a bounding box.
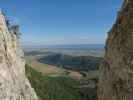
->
[98,0,133,100]
[0,11,38,100]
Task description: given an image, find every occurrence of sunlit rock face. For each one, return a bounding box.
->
[0,11,38,100]
[98,0,133,100]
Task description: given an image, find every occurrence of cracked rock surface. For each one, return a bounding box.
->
[0,11,38,100]
[98,0,133,100]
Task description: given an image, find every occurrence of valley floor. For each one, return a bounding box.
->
[25,56,99,100]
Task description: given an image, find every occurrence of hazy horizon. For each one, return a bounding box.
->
[22,44,104,52]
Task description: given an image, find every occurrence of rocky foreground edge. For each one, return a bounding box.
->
[0,11,38,100]
[98,0,133,100]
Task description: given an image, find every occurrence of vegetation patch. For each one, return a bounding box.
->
[26,64,98,100]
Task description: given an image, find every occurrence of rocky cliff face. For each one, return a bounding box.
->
[0,11,38,100]
[98,0,133,100]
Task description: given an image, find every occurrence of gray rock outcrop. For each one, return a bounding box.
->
[98,0,133,100]
[0,11,38,100]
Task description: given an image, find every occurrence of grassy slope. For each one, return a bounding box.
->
[25,56,98,100]
[26,64,82,100]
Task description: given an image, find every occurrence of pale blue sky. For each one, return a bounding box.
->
[0,0,123,45]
